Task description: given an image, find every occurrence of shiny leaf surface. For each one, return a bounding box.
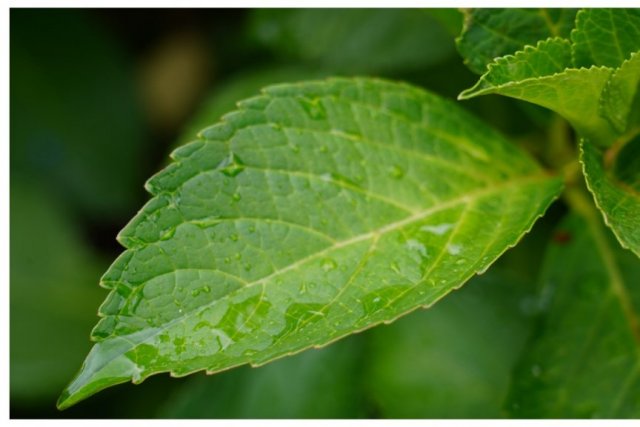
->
[58,78,562,409]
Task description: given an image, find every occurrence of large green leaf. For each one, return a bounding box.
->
[506,211,640,417]
[571,9,640,68]
[58,78,562,409]
[457,8,578,75]
[581,139,640,257]
[249,9,454,74]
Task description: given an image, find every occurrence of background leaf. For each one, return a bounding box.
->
[249,9,455,74]
[365,268,536,418]
[10,9,148,220]
[571,8,640,68]
[457,8,577,75]
[506,211,640,417]
[58,78,562,409]
[159,336,366,418]
[581,139,640,257]
[10,183,106,401]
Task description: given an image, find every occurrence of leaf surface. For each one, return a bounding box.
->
[600,52,640,134]
[571,8,640,68]
[457,8,577,75]
[506,212,640,417]
[581,139,640,257]
[58,78,562,409]
[459,38,617,144]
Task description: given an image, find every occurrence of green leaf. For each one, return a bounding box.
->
[459,38,617,144]
[457,8,578,75]
[581,139,640,257]
[58,77,562,409]
[600,52,640,134]
[249,9,455,74]
[571,8,640,68]
[506,212,640,417]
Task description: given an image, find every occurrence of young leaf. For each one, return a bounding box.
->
[571,8,640,68]
[457,8,578,75]
[506,212,640,417]
[581,139,640,257]
[600,52,640,134]
[459,38,617,145]
[58,78,562,409]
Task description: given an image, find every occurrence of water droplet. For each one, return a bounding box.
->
[406,239,428,257]
[477,264,492,275]
[203,285,211,293]
[455,258,466,265]
[373,297,381,303]
[389,164,404,179]
[232,193,241,202]
[319,145,328,153]
[290,144,300,153]
[234,253,241,260]
[447,243,462,255]
[243,349,257,357]
[219,152,246,177]
[321,258,337,272]
[224,257,231,264]
[299,97,327,119]
[230,234,238,242]
[420,223,454,235]
[248,225,256,233]
[244,263,252,271]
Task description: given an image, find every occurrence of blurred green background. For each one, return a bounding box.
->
[10,8,564,418]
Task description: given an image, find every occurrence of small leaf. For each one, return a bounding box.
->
[581,138,640,257]
[58,78,563,409]
[571,8,640,68]
[459,38,616,144]
[506,213,640,417]
[457,8,578,75]
[600,52,640,134]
